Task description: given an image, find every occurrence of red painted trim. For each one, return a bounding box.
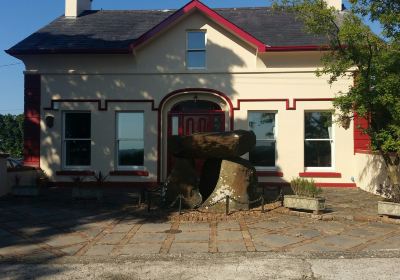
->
[129,0,267,52]
[299,172,342,178]
[159,88,234,130]
[43,95,335,184]
[48,181,158,188]
[109,170,149,177]
[315,183,357,188]
[44,99,157,111]
[24,74,41,168]
[256,171,284,177]
[354,113,371,154]
[234,98,334,111]
[266,45,330,52]
[158,88,234,182]
[56,170,95,176]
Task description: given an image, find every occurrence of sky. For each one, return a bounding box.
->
[0,0,382,115]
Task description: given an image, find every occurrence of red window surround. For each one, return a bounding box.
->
[24,74,41,168]
[354,113,371,154]
[109,170,149,177]
[299,172,342,178]
[56,171,95,176]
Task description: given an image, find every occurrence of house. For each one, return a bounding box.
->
[6,0,378,191]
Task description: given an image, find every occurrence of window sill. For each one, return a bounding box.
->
[109,170,149,177]
[56,170,95,176]
[256,171,284,177]
[299,172,342,178]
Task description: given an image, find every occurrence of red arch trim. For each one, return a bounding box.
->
[130,0,267,52]
[157,87,234,182]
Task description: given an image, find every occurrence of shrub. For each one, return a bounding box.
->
[377,183,400,203]
[92,171,108,186]
[290,177,322,198]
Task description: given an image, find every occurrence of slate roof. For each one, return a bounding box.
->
[6,7,329,54]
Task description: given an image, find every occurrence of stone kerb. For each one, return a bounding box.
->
[0,153,10,196]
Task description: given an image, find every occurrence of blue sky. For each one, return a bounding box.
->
[0,0,381,115]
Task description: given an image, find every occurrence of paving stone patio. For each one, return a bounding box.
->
[0,187,399,260]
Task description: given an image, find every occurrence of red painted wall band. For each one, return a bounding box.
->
[56,170,95,176]
[109,170,150,177]
[24,74,41,168]
[299,172,342,178]
[130,0,267,52]
[353,113,371,154]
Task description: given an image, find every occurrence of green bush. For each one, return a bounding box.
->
[290,177,322,198]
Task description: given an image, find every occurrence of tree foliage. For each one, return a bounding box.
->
[0,114,24,158]
[273,0,400,183]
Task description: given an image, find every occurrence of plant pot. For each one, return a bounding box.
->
[12,186,40,197]
[72,187,103,201]
[378,201,400,217]
[284,195,326,214]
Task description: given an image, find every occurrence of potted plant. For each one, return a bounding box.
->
[284,177,325,214]
[377,183,400,218]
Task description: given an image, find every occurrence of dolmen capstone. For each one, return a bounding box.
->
[166,130,258,212]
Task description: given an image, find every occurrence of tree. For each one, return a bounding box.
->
[0,114,24,158]
[273,0,400,184]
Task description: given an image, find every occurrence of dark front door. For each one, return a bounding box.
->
[167,100,225,175]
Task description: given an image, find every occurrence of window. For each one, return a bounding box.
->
[117,112,144,168]
[304,112,333,168]
[64,112,91,167]
[187,31,206,69]
[248,112,276,167]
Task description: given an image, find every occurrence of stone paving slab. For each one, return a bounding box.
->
[169,242,209,254]
[174,231,209,242]
[252,234,304,248]
[0,188,400,260]
[217,241,247,252]
[119,243,163,255]
[85,244,114,256]
[129,232,167,243]
[139,223,172,233]
[179,223,210,232]
[97,233,125,245]
[217,230,243,241]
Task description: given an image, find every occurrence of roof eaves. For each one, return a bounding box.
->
[5,48,132,56]
[129,0,267,52]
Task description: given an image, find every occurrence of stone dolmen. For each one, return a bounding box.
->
[166,130,258,212]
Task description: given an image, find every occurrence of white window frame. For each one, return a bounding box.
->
[62,111,92,169]
[186,30,207,69]
[248,111,278,171]
[116,111,146,170]
[304,111,335,171]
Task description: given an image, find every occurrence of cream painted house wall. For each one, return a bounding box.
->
[19,10,365,187]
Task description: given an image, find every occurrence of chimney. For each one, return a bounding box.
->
[326,0,343,10]
[65,0,92,18]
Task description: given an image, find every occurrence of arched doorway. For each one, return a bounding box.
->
[167,99,225,174]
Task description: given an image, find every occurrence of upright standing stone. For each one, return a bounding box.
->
[165,158,202,208]
[202,158,258,212]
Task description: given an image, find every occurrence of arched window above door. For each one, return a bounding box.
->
[170,100,221,112]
